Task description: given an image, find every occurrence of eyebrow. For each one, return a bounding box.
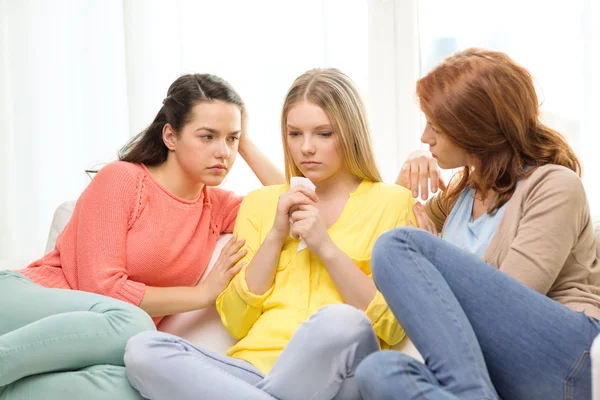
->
[195,127,241,135]
[286,124,332,130]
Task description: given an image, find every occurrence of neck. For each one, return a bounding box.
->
[313,171,362,201]
[147,158,204,201]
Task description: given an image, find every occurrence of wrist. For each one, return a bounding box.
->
[315,239,339,263]
[238,137,254,157]
[266,228,287,246]
[193,283,214,309]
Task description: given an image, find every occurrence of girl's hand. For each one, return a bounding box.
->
[198,234,247,304]
[409,202,438,235]
[289,204,333,257]
[397,150,446,200]
[271,186,319,240]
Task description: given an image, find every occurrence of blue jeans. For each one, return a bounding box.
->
[355,227,600,400]
[125,304,380,400]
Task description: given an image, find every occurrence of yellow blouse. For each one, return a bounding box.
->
[216,180,416,373]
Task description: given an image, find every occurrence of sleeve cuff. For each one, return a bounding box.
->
[364,290,389,325]
[116,279,147,305]
[232,267,274,307]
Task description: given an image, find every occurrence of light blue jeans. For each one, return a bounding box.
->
[125,304,380,400]
[356,227,600,400]
[0,270,155,400]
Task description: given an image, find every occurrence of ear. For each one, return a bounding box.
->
[162,123,177,151]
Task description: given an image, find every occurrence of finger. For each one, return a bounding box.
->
[221,234,238,254]
[410,162,419,198]
[227,263,245,277]
[292,185,319,202]
[430,166,440,194]
[407,220,414,227]
[225,238,246,256]
[227,248,247,267]
[414,204,437,235]
[214,234,238,265]
[294,204,317,212]
[402,162,411,189]
[430,221,438,236]
[288,192,316,209]
[418,157,430,200]
[290,210,311,223]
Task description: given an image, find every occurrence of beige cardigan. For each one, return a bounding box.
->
[426,164,600,320]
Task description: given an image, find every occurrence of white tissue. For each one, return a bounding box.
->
[290,177,316,252]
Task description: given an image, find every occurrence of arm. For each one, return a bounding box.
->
[140,235,246,317]
[319,245,376,310]
[139,286,214,317]
[216,186,317,339]
[75,163,148,305]
[497,168,589,294]
[77,163,243,317]
[290,201,417,346]
[239,135,285,186]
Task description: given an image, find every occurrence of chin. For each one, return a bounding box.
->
[200,176,227,187]
[299,171,331,183]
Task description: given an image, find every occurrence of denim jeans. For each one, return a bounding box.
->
[0,271,155,400]
[125,304,380,400]
[355,227,600,400]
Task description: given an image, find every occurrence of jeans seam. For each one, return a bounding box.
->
[563,350,589,400]
[0,330,114,357]
[402,230,496,399]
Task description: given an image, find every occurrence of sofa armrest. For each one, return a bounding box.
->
[45,201,76,253]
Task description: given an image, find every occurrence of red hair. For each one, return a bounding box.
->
[417,48,581,213]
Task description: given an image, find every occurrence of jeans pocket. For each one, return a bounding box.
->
[563,350,591,400]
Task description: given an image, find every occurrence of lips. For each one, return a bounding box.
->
[208,164,227,170]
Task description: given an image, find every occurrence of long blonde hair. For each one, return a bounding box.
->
[280,68,382,182]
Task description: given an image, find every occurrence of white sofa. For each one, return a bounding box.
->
[9,201,600,397]
[41,201,423,360]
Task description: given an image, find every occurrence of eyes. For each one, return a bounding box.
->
[427,122,440,134]
[287,131,332,138]
[199,135,239,143]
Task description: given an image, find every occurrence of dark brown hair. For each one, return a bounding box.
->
[119,74,244,166]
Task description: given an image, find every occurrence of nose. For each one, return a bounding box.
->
[215,138,231,160]
[421,129,433,145]
[301,135,316,155]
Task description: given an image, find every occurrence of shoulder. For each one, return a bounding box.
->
[523,164,585,202]
[242,184,288,205]
[88,161,145,193]
[94,161,144,184]
[365,182,414,206]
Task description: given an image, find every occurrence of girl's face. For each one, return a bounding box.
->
[421,120,469,169]
[170,101,241,186]
[286,101,345,184]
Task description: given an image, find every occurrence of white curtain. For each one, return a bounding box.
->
[416,0,600,213]
[4,0,594,266]
[0,0,373,264]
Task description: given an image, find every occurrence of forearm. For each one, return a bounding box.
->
[239,139,285,186]
[245,230,285,295]
[320,245,377,310]
[138,284,213,317]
